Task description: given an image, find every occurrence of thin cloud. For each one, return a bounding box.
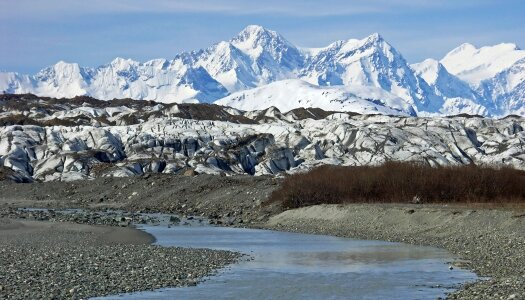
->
[1,0,492,19]
[1,0,521,73]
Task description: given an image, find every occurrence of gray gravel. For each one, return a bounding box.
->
[2,176,525,299]
[0,174,280,224]
[0,174,277,300]
[0,219,240,300]
[0,207,179,227]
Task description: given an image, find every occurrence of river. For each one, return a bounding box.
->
[99,221,477,299]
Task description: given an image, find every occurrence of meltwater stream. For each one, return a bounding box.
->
[100,223,477,300]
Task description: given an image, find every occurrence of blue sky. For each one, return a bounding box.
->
[1,0,524,73]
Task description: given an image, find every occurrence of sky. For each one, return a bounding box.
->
[1,0,524,74]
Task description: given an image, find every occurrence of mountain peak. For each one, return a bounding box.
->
[415,58,441,69]
[337,33,393,55]
[230,24,303,72]
[367,32,384,42]
[109,57,138,70]
[53,60,79,68]
[230,25,292,49]
[335,32,397,60]
[234,25,279,42]
[449,43,477,54]
[241,25,269,34]
[490,42,520,52]
[44,61,83,76]
[111,57,135,64]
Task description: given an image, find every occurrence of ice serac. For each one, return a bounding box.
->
[300,33,441,113]
[1,95,524,182]
[411,59,487,116]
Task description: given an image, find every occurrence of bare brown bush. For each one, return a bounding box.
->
[267,162,525,209]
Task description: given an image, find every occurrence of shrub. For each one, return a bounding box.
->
[267,162,525,209]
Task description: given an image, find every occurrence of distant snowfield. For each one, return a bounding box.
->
[2,25,525,117]
[216,79,414,116]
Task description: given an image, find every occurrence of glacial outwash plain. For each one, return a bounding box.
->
[1,24,525,300]
[0,92,524,299]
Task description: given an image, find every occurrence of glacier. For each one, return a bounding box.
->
[1,94,524,182]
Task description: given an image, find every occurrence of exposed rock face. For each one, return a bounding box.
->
[0,95,524,182]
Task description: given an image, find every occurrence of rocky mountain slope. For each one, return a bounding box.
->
[1,94,524,182]
[1,26,525,117]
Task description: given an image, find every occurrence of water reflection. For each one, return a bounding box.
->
[97,225,477,300]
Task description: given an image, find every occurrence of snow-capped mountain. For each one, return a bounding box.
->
[440,43,525,116]
[480,57,525,116]
[300,33,441,113]
[229,25,304,85]
[196,41,256,92]
[194,25,304,93]
[0,72,34,94]
[0,58,229,103]
[440,43,525,86]
[1,25,525,117]
[411,59,488,116]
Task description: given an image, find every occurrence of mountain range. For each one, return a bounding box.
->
[2,25,525,117]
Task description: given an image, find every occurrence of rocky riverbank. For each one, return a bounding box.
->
[0,207,186,227]
[0,174,276,299]
[0,174,280,224]
[0,218,240,300]
[2,175,525,299]
[264,204,525,300]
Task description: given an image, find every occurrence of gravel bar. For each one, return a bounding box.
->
[0,219,240,300]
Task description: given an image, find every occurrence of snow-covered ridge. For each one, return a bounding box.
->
[1,95,524,182]
[1,25,525,117]
[440,43,525,85]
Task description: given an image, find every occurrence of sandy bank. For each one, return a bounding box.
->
[0,218,154,245]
